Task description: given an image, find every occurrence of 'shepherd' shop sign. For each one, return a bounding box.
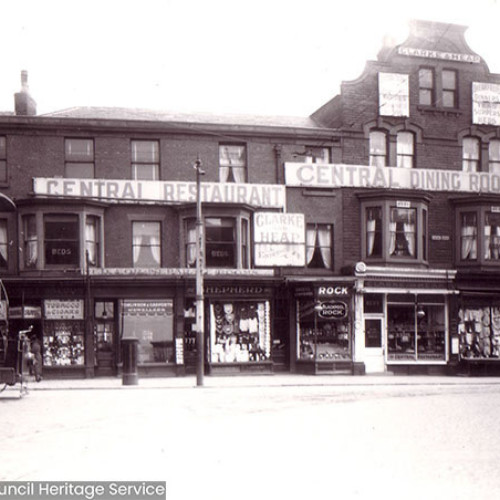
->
[253,212,305,267]
[285,163,500,194]
[33,178,286,208]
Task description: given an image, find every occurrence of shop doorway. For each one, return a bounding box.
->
[364,316,385,373]
[94,301,116,376]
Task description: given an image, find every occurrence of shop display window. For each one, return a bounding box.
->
[43,321,85,366]
[209,301,271,363]
[297,300,351,361]
[458,306,500,359]
[121,300,175,364]
[387,295,446,362]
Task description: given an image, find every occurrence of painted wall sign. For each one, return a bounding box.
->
[33,178,286,209]
[316,285,351,297]
[44,300,84,320]
[317,301,348,320]
[285,162,500,195]
[122,300,173,316]
[473,82,500,126]
[378,73,409,117]
[397,46,480,63]
[253,212,305,267]
[89,267,274,277]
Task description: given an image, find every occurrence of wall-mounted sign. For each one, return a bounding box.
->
[9,306,42,319]
[33,178,286,209]
[316,285,351,297]
[285,162,500,195]
[253,212,306,267]
[44,300,84,320]
[89,267,274,277]
[122,300,173,316]
[317,301,348,320]
[398,46,480,64]
[378,73,409,117]
[473,82,500,126]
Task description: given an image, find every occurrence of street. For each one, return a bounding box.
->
[1,379,500,500]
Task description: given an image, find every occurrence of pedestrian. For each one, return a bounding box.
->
[30,336,43,382]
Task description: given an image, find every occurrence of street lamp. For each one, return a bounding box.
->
[194,157,205,387]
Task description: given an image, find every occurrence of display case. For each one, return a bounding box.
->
[458,306,500,359]
[209,301,271,364]
[43,320,85,366]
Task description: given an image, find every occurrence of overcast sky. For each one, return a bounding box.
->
[1,0,499,117]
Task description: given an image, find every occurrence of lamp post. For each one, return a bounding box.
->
[194,157,205,387]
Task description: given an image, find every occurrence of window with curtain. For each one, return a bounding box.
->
[389,208,417,258]
[362,199,427,263]
[366,207,382,258]
[460,212,478,260]
[132,221,161,268]
[219,144,246,183]
[462,137,480,172]
[85,216,100,267]
[489,140,500,174]
[369,131,387,167]
[304,147,331,164]
[131,140,160,180]
[0,220,7,269]
[65,138,95,178]
[306,223,333,269]
[442,70,457,108]
[418,68,434,106]
[396,132,415,168]
[0,136,6,183]
[484,212,500,260]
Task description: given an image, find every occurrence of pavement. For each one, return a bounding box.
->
[19,372,500,391]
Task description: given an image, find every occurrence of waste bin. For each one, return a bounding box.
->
[122,337,139,385]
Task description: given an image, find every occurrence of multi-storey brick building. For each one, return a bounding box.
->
[1,19,499,379]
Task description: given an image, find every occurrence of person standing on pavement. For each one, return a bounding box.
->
[30,335,43,382]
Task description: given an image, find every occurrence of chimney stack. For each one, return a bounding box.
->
[15,70,37,116]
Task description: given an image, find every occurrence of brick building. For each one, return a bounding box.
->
[1,19,499,378]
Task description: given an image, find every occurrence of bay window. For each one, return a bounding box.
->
[456,204,500,266]
[20,208,104,270]
[361,196,428,264]
[184,211,250,269]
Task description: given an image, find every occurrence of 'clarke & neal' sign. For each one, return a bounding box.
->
[33,178,286,209]
[285,163,500,194]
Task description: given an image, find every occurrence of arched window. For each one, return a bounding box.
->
[462,137,480,172]
[397,132,415,168]
[489,140,500,174]
[369,131,387,167]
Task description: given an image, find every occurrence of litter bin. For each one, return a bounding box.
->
[122,337,139,385]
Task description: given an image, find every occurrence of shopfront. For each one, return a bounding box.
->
[355,266,456,374]
[195,283,275,375]
[293,282,356,374]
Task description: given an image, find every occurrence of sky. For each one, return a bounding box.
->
[1,0,500,117]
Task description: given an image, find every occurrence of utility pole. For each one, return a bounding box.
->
[194,157,205,387]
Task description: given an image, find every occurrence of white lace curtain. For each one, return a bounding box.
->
[461,223,477,260]
[0,222,7,264]
[306,224,332,269]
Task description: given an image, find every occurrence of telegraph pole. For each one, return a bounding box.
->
[194,157,205,387]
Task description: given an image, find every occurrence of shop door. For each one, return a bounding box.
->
[364,317,385,373]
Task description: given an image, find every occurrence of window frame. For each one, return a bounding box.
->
[132,220,162,268]
[418,67,435,106]
[64,138,95,179]
[183,209,251,269]
[369,131,388,167]
[219,144,247,183]
[131,140,160,181]
[19,208,104,271]
[396,131,415,168]
[441,69,457,108]
[462,137,481,172]
[0,136,7,184]
[361,197,429,265]
[305,223,333,269]
[489,139,500,174]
